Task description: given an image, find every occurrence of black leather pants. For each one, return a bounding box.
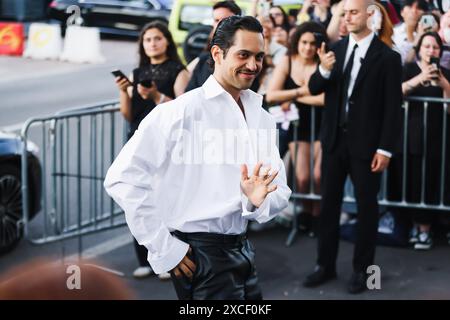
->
[170,231,263,300]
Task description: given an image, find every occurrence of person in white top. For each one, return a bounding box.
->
[104,15,291,300]
[392,0,429,64]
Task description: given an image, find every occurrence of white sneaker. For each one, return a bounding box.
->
[158,272,171,280]
[409,226,419,244]
[133,266,153,278]
[414,232,433,250]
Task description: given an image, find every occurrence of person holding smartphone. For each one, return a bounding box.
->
[266,22,326,236]
[402,11,441,63]
[395,32,450,250]
[115,21,189,138]
[392,0,429,64]
[113,21,189,280]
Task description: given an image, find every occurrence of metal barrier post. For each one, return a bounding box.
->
[20,101,127,257]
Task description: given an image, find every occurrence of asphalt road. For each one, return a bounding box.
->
[3,222,450,300]
[0,39,136,128]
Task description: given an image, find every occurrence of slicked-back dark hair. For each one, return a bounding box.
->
[213,1,242,16]
[208,15,263,69]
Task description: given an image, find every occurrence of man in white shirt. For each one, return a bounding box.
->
[104,15,291,300]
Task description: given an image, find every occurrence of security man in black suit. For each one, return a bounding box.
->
[302,0,402,294]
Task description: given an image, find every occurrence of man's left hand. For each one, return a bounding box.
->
[241,162,278,208]
[371,153,390,172]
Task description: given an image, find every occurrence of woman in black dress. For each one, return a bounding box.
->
[266,22,326,235]
[114,21,189,279]
[398,32,450,250]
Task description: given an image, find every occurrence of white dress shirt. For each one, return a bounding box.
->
[104,75,292,274]
[319,33,392,158]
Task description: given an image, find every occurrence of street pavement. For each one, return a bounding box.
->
[117,224,450,300]
[0,38,136,128]
[3,221,450,300]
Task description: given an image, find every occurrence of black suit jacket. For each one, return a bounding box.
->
[309,35,402,159]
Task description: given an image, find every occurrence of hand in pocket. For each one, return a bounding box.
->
[172,248,196,280]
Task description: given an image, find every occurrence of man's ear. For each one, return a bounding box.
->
[211,45,223,66]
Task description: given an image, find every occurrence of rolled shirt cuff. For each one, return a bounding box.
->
[241,194,271,224]
[376,149,392,158]
[148,236,189,274]
[319,65,331,79]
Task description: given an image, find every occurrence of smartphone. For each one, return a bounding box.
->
[136,68,153,88]
[139,79,153,88]
[430,56,440,70]
[419,14,436,31]
[259,0,271,16]
[429,56,440,85]
[111,69,132,84]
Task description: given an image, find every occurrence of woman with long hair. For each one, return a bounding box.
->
[266,22,326,235]
[116,21,189,135]
[368,2,394,48]
[269,5,293,30]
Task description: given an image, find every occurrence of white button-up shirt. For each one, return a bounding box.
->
[104,75,291,274]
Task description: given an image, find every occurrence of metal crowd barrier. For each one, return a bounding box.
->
[19,96,450,253]
[286,96,450,246]
[20,100,127,255]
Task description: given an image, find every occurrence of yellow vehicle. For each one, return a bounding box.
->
[168,0,302,62]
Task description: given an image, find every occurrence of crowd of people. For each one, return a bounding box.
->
[109,0,450,296]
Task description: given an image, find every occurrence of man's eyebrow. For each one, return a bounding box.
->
[236,49,265,55]
[237,49,252,54]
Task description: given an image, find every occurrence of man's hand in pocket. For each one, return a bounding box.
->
[172,248,196,280]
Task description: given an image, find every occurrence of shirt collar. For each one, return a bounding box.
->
[348,32,375,58]
[201,75,263,125]
[202,74,263,105]
[202,75,227,100]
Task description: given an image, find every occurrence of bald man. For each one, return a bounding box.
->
[303,0,402,294]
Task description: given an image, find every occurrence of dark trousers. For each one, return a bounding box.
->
[318,128,381,273]
[170,231,262,300]
[133,238,150,267]
[277,123,291,158]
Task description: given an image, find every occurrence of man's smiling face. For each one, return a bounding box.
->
[212,29,265,94]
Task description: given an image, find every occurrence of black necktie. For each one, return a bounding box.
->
[339,43,358,128]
